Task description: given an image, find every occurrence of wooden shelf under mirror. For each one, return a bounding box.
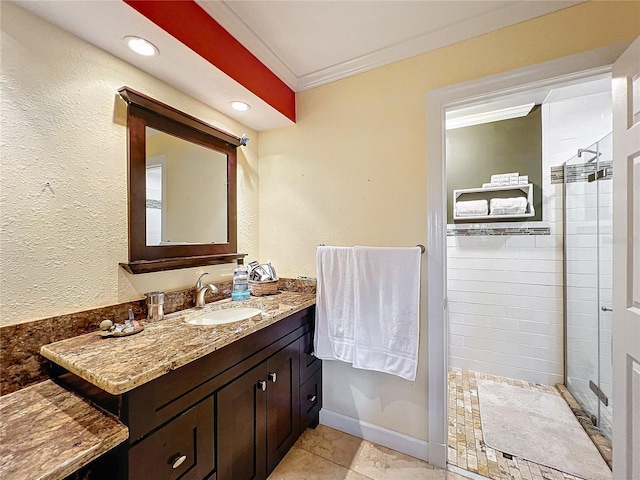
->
[120,253,246,275]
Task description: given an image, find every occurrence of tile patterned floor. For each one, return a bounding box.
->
[268,424,468,480]
[448,367,587,480]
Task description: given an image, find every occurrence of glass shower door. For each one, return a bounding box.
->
[564,133,613,439]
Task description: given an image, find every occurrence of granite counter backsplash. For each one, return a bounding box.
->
[0,278,316,396]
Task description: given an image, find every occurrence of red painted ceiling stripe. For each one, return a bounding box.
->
[124,0,295,123]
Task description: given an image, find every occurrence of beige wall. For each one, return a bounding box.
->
[0,2,259,326]
[258,2,640,442]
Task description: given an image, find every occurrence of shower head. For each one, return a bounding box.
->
[577,148,597,157]
[577,148,601,163]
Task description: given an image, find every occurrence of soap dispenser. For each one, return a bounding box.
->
[231,259,250,301]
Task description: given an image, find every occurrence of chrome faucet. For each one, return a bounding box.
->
[195,273,219,309]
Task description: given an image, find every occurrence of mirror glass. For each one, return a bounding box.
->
[145,127,228,246]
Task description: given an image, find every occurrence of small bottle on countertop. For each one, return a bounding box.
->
[231,259,250,301]
[145,291,165,321]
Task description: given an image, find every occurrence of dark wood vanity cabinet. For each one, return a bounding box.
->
[216,339,299,480]
[299,328,322,431]
[265,340,301,472]
[118,306,321,480]
[128,396,215,480]
[217,362,267,480]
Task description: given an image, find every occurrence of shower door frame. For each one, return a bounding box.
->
[425,46,624,468]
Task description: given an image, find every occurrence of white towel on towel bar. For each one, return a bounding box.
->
[352,246,421,381]
[314,245,421,381]
[315,246,355,363]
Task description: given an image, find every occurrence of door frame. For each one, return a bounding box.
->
[611,36,640,480]
[425,44,628,468]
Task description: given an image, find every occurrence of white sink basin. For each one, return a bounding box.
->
[186,307,263,326]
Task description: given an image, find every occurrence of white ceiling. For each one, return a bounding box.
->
[14,0,583,131]
[199,0,583,91]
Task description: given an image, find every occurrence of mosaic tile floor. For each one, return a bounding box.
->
[448,367,589,480]
[269,424,467,480]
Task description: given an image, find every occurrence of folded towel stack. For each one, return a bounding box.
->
[455,199,488,217]
[490,197,527,215]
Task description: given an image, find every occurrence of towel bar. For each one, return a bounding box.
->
[318,244,425,254]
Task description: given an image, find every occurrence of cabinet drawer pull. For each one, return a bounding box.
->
[171,454,187,469]
[268,372,277,383]
[258,380,267,391]
[308,394,317,402]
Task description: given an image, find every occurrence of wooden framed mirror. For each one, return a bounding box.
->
[118,87,244,274]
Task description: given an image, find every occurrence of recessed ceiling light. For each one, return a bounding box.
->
[231,101,251,112]
[124,36,159,57]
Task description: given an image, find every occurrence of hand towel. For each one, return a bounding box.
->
[489,197,527,215]
[455,199,488,216]
[352,246,421,381]
[314,246,355,363]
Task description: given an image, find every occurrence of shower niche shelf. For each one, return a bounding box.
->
[453,184,534,221]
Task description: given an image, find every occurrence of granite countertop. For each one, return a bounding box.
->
[41,291,316,396]
[0,379,128,480]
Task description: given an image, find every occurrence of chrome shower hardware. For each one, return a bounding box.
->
[577,148,601,163]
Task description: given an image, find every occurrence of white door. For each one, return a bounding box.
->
[612,36,640,480]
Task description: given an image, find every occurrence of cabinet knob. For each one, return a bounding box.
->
[268,372,277,383]
[308,394,317,403]
[258,380,267,391]
[171,454,187,469]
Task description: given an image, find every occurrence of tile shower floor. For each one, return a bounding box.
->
[448,367,588,480]
[268,424,467,480]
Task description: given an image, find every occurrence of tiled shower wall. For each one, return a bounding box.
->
[447,90,612,386]
[447,232,564,385]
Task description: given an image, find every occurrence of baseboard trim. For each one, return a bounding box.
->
[319,409,430,462]
[447,464,491,480]
[429,441,448,468]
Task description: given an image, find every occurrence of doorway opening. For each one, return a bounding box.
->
[443,75,613,479]
[425,45,630,473]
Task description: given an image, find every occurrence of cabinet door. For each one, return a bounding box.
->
[128,396,214,480]
[266,340,300,474]
[217,363,267,480]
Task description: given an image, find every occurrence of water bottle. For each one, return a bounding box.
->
[231,259,250,301]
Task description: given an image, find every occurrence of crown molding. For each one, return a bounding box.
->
[446,103,535,130]
[196,0,299,91]
[296,1,583,91]
[199,0,583,92]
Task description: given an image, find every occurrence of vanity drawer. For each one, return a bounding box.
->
[299,368,322,431]
[299,320,321,383]
[128,396,214,480]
